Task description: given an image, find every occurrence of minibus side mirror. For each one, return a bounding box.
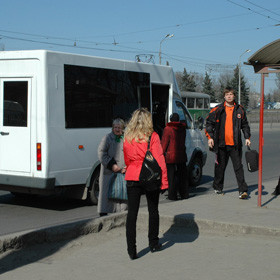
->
[194,116,204,130]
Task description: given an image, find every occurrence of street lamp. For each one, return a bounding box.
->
[238,49,251,105]
[159,34,174,65]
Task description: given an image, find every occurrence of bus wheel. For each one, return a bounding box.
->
[189,157,202,187]
[86,168,100,205]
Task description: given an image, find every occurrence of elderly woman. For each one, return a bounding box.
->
[97,118,127,217]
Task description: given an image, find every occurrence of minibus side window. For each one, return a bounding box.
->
[3,81,28,127]
[175,101,192,129]
[64,65,150,128]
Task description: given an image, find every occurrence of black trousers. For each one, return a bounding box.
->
[126,181,160,254]
[213,146,248,193]
[167,163,188,200]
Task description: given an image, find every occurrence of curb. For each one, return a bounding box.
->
[0,212,127,254]
[1,211,280,254]
[140,213,280,238]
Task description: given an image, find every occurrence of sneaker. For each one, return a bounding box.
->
[214,189,224,195]
[239,192,248,199]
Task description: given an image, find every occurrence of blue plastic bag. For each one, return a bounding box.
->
[108,173,128,202]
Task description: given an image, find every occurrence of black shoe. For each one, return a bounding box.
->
[271,187,280,196]
[150,243,162,253]
[128,247,138,260]
[128,252,138,260]
[99,213,107,217]
[167,196,178,201]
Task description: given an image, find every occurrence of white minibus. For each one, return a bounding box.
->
[0,50,207,204]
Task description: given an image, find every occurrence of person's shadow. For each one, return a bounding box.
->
[137,213,199,257]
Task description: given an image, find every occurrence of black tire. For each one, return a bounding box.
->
[188,157,202,187]
[86,168,100,205]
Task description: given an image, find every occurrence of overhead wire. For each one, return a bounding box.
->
[227,0,280,22]
[242,0,280,18]
[1,4,280,75]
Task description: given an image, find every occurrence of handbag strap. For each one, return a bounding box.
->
[147,135,152,151]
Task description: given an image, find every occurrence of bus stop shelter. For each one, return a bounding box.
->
[246,38,280,207]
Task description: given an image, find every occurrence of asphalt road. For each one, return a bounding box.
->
[0,126,279,237]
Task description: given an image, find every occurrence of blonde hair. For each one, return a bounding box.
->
[124,108,153,143]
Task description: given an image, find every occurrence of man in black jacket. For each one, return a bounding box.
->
[205,87,251,199]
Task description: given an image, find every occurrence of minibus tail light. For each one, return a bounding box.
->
[37,143,42,171]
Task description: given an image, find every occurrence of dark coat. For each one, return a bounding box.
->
[205,102,251,153]
[161,122,188,164]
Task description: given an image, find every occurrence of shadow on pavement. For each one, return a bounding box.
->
[0,239,70,275]
[223,184,269,197]
[0,193,88,211]
[0,217,105,275]
[200,175,214,185]
[138,213,199,258]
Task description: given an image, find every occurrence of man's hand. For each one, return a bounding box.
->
[245,139,251,146]
[208,138,214,149]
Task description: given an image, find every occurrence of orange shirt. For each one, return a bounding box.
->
[225,105,234,145]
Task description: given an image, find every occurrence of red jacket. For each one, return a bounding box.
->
[123,132,169,190]
[161,122,187,164]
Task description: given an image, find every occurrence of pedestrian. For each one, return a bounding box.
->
[205,87,251,199]
[97,118,127,217]
[161,113,188,200]
[272,176,280,196]
[123,108,168,260]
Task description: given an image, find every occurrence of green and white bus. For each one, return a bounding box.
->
[181,91,210,122]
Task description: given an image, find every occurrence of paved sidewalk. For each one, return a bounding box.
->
[0,177,279,279]
[1,178,279,253]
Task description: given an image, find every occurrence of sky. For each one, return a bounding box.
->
[1,0,280,93]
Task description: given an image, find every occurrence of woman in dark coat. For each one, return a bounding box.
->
[161,113,188,200]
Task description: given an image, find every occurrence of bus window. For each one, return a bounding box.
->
[196,98,203,109]
[187,98,195,109]
[204,98,210,109]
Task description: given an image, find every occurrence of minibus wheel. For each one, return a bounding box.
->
[189,157,202,186]
[86,168,100,205]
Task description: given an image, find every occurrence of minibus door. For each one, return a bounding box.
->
[0,78,31,173]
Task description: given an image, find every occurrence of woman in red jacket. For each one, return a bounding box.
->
[123,108,168,260]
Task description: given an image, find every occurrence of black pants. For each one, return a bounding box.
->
[126,181,160,254]
[213,146,248,193]
[167,163,188,200]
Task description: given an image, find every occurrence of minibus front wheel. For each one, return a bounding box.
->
[189,157,202,186]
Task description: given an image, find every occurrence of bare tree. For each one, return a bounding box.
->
[275,73,280,90]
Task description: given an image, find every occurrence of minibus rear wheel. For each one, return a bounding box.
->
[86,168,100,205]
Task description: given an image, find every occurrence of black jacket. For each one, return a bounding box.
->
[205,102,251,153]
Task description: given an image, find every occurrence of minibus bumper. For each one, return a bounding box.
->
[0,174,55,190]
